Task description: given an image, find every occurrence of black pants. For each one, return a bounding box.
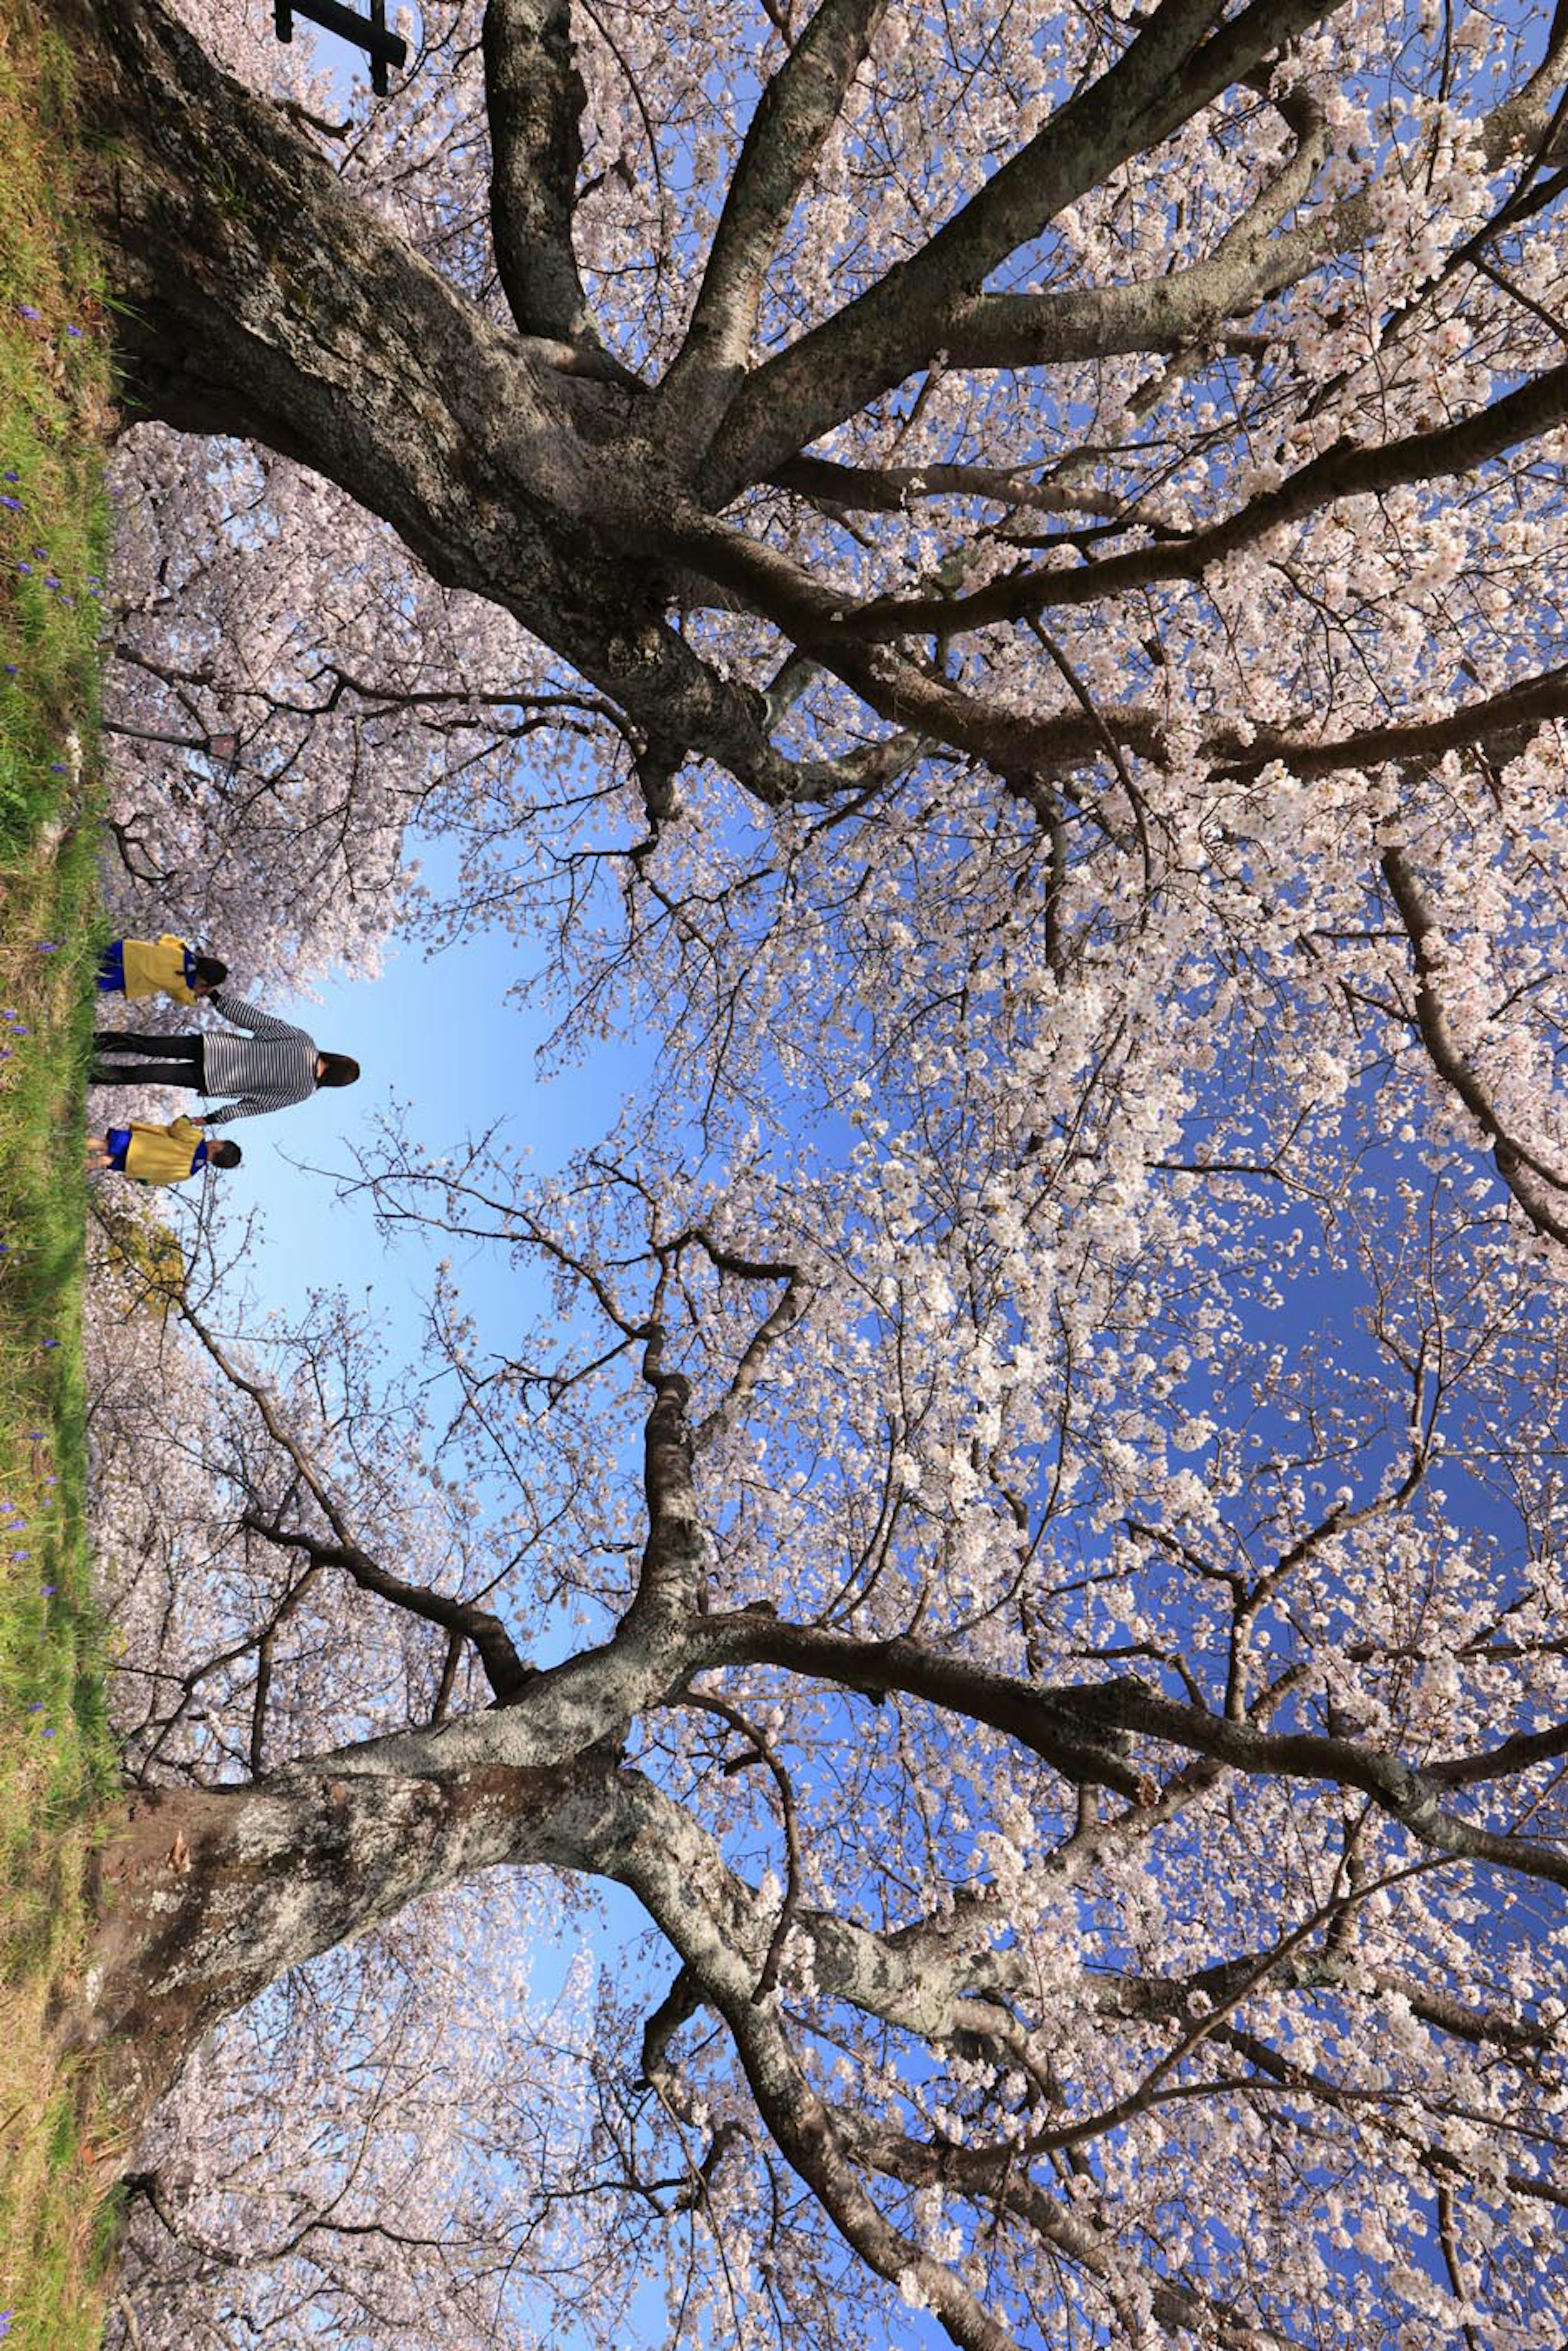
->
[91,1032,205,1089]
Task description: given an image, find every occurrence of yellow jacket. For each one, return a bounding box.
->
[120,935,197,1005]
[124,1116,208,1186]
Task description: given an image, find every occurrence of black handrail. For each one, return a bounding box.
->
[273,0,408,98]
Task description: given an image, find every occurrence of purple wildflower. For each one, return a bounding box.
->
[66,325,82,338]
[40,1583,53,1595]
[40,1728,53,1740]
[17,305,40,321]
[0,496,20,512]
[14,562,29,575]
[40,1337,57,1348]
[12,1551,29,1561]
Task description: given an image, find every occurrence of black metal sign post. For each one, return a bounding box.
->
[273,0,408,97]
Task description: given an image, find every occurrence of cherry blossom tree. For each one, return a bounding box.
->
[59,0,1568,2342]
[91,1100,1568,2348]
[80,0,1568,992]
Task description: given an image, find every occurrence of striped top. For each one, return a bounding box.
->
[201,988,317,1127]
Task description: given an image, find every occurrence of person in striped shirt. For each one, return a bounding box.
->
[89,988,359,1126]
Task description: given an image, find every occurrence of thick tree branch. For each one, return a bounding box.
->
[639,1964,705,2090]
[659,0,890,444]
[774,647,1568,819]
[1095,1953,1553,2058]
[482,0,616,363]
[708,0,1347,493]
[1059,1681,1568,1889]
[706,1613,1156,1797]
[240,1515,536,1705]
[622,1304,705,1638]
[839,362,1568,639]
[1222,665,1568,779]
[771,457,1125,519]
[944,81,1329,386]
[586,1771,1028,2351]
[1425,1717,1568,1788]
[707,1615,1568,1885]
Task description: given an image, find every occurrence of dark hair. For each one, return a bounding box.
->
[316,1053,360,1090]
[193,955,228,987]
[209,1140,242,1170]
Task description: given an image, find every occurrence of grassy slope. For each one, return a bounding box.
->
[0,9,119,2347]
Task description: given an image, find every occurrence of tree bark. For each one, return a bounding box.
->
[56,0,801,799]
[80,1751,588,2129]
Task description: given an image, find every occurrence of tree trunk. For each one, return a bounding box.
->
[78,1753,587,2132]
[54,0,786,793]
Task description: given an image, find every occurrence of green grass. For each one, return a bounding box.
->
[0,11,120,2347]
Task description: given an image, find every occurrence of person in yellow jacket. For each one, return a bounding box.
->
[96,935,227,1008]
[87,1117,241,1186]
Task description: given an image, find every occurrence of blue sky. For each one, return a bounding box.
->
[224,839,641,1336]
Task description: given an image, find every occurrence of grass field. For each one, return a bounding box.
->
[0,11,120,2347]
